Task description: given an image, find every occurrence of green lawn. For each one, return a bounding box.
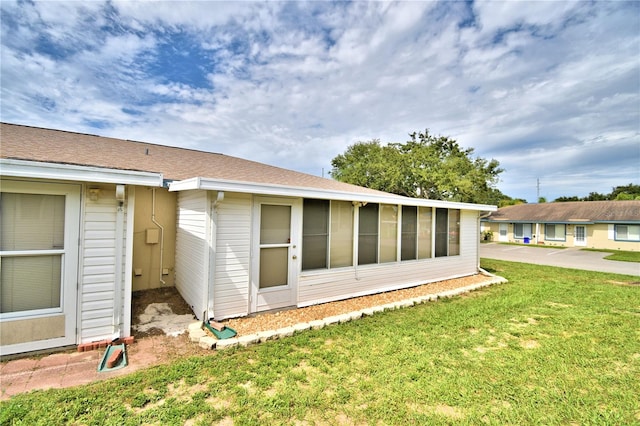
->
[2,260,639,425]
[580,248,640,263]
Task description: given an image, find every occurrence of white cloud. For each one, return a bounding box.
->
[1,0,638,203]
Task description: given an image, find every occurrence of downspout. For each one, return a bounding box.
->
[207,191,224,321]
[151,188,166,286]
[113,184,126,340]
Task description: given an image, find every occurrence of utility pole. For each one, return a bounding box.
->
[537,178,540,202]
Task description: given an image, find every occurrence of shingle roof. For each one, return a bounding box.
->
[486,201,640,223]
[0,122,387,196]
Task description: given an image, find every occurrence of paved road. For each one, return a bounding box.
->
[480,243,640,276]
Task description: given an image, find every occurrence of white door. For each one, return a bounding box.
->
[499,223,508,242]
[0,180,80,355]
[251,197,300,312]
[574,225,587,246]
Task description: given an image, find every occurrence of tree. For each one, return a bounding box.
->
[330,130,504,204]
[553,183,640,202]
[610,183,640,200]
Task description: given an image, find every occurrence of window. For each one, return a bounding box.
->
[401,206,417,260]
[302,199,329,270]
[401,206,433,260]
[302,199,354,270]
[330,201,354,268]
[358,203,379,265]
[435,208,448,257]
[417,207,432,259]
[1,193,65,313]
[379,204,398,263]
[545,224,566,241]
[514,223,532,239]
[615,224,640,241]
[449,209,460,256]
[435,208,460,257]
[302,199,460,269]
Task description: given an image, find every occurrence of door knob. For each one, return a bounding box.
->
[292,255,297,259]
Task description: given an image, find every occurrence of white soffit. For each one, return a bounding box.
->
[0,159,164,186]
[168,177,497,211]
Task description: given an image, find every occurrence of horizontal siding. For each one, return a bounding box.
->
[298,210,479,307]
[175,190,208,318]
[214,193,251,319]
[79,189,129,343]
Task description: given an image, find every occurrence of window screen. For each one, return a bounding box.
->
[358,203,379,265]
[302,199,329,270]
[330,201,354,268]
[379,204,398,263]
[449,209,460,256]
[417,207,432,259]
[401,206,417,260]
[435,208,448,257]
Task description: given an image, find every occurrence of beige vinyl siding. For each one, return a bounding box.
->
[298,210,478,307]
[175,190,209,319]
[80,187,127,342]
[213,193,252,320]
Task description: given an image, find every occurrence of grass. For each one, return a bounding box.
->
[580,248,640,263]
[2,260,639,425]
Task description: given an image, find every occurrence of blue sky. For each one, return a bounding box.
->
[1,1,638,202]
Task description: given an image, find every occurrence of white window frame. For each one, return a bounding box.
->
[0,180,81,321]
[545,224,566,242]
[514,223,532,239]
[614,224,640,242]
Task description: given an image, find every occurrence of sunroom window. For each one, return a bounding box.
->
[302,199,354,270]
[358,203,379,265]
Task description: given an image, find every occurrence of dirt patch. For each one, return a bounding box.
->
[607,280,640,286]
[131,287,195,338]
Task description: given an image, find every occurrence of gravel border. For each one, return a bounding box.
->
[190,273,507,350]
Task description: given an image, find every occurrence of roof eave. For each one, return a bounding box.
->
[0,158,164,187]
[168,177,497,211]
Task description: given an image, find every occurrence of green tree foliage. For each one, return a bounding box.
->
[330,130,504,204]
[553,184,640,202]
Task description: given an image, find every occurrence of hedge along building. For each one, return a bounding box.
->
[1,123,496,355]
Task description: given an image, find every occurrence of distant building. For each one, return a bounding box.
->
[482,201,640,251]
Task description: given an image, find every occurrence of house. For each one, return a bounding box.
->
[1,122,496,355]
[482,201,640,251]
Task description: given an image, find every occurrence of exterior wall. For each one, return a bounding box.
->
[213,192,252,320]
[79,184,129,343]
[175,190,209,318]
[590,224,640,251]
[298,210,479,307]
[132,187,177,291]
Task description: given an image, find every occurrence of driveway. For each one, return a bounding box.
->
[480,243,640,276]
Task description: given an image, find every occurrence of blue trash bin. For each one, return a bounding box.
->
[523,237,530,244]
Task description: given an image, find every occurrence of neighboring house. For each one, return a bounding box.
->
[1,123,496,356]
[482,201,640,251]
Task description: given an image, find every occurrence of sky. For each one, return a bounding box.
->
[1,1,638,203]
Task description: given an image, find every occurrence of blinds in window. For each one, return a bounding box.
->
[0,193,65,313]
